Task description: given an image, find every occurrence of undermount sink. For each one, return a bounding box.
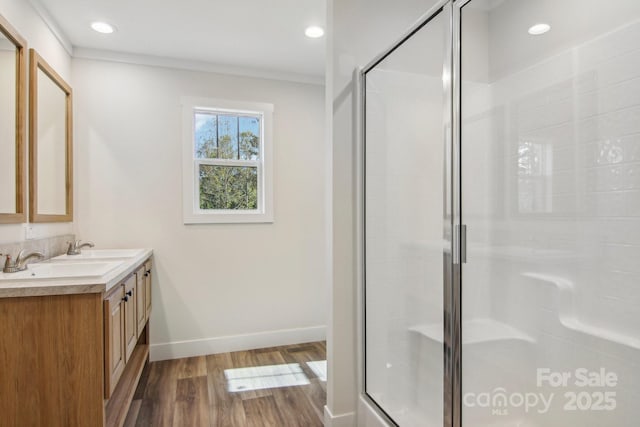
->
[51,249,144,261]
[0,261,123,281]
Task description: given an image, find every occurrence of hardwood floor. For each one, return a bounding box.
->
[124,341,327,427]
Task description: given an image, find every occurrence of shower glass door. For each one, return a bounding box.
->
[459,0,640,425]
[364,6,449,426]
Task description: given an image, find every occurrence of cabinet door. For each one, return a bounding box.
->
[123,275,137,362]
[135,267,146,337]
[104,285,125,398]
[144,260,152,319]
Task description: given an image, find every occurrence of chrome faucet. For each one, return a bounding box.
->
[67,240,95,255]
[2,249,45,273]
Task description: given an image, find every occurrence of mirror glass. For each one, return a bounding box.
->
[0,34,16,213]
[29,49,72,222]
[36,69,67,214]
[0,16,25,223]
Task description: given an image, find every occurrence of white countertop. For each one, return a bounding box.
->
[0,248,153,298]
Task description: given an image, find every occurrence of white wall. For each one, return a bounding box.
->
[72,58,328,361]
[0,0,72,244]
[327,0,440,425]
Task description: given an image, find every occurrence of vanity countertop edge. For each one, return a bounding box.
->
[0,248,153,298]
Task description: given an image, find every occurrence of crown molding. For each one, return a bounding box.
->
[28,0,74,56]
[73,47,325,86]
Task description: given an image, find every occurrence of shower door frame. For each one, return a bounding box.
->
[359,1,464,426]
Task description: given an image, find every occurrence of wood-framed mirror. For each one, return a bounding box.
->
[29,49,73,223]
[0,15,26,224]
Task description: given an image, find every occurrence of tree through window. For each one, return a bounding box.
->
[182,98,273,224]
[195,112,261,210]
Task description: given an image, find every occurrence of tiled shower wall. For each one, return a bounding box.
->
[460,12,640,426]
[470,19,640,336]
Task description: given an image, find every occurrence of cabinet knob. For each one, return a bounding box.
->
[144,272,149,277]
[146,269,151,274]
[126,290,133,296]
[122,296,129,302]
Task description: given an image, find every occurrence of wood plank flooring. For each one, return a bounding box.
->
[125,342,326,427]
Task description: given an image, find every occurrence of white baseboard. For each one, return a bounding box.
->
[324,405,356,427]
[150,325,326,361]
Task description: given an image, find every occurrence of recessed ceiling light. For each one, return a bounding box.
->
[528,23,550,35]
[305,26,324,38]
[91,21,115,34]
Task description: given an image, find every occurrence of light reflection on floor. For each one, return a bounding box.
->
[225,363,310,392]
[224,360,328,392]
[306,360,327,381]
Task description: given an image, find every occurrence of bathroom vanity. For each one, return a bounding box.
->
[0,249,152,427]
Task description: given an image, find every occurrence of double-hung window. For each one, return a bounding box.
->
[182,97,274,223]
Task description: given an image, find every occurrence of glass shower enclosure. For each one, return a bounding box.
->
[362,0,640,426]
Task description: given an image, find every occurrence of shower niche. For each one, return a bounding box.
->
[362,0,640,426]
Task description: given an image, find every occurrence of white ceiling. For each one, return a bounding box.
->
[34,0,326,81]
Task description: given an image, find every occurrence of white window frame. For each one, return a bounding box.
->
[182,97,274,224]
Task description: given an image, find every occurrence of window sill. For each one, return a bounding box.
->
[183,211,274,224]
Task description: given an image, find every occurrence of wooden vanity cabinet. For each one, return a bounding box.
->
[0,293,104,426]
[135,267,146,336]
[123,275,137,361]
[104,284,126,398]
[104,269,147,400]
[144,260,152,319]
[103,258,153,427]
[0,255,152,427]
